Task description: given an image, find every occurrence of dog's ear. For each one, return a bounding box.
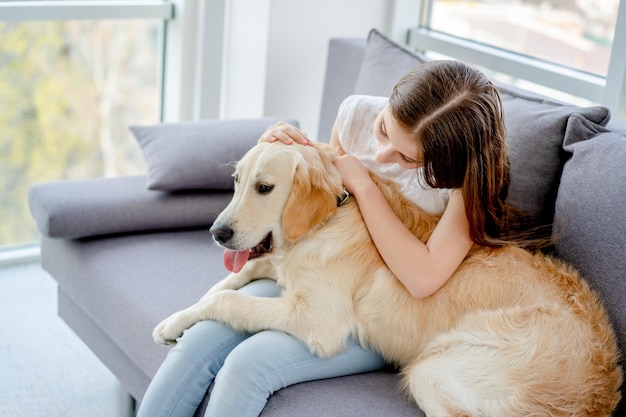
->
[282,152,339,241]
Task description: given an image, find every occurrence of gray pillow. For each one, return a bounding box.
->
[553,114,626,407]
[496,86,609,224]
[354,29,429,97]
[131,118,298,191]
[352,28,610,226]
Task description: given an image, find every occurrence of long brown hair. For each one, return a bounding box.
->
[389,60,525,248]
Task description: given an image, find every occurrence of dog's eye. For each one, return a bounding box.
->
[233,174,239,185]
[256,183,274,194]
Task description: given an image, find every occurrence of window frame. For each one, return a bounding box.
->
[404,0,626,119]
[0,1,173,21]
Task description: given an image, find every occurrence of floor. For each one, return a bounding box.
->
[0,261,133,417]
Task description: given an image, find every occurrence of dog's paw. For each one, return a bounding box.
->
[152,311,192,345]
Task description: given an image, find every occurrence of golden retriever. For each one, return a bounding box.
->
[153,141,622,416]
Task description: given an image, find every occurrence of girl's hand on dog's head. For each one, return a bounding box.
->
[258,121,312,145]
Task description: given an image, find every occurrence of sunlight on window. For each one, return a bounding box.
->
[0,20,160,247]
[429,0,619,77]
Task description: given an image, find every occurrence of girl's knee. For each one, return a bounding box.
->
[170,319,249,363]
[219,333,278,376]
[237,278,282,297]
[216,331,302,387]
[177,319,227,346]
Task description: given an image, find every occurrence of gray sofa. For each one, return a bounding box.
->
[29,29,626,416]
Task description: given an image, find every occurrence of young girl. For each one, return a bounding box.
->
[137,59,517,417]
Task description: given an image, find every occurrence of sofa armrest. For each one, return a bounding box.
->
[28,175,232,239]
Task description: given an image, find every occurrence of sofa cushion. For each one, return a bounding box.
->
[354,29,428,97]
[318,38,367,142]
[554,114,626,409]
[131,118,297,191]
[28,176,232,239]
[495,85,609,225]
[352,28,610,228]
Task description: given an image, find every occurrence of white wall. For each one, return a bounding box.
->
[222,0,395,139]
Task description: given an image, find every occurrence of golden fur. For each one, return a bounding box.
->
[154,142,622,416]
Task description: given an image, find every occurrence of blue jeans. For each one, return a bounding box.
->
[136,279,385,417]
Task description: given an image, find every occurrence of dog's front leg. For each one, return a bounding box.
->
[152,258,277,345]
[189,290,353,358]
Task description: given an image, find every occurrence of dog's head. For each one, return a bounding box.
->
[209,141,344,272]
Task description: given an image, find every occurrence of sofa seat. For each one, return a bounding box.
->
[42,227,424,416]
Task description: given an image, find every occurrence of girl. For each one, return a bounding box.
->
[137,59,521,417]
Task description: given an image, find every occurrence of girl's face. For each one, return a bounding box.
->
[373,106,423,169]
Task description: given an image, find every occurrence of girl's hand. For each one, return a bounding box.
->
[258,121,312,145]
[333,154,373,195]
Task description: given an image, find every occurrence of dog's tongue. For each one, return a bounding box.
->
[223,249,250,273]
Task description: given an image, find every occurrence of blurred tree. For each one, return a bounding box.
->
[66,20,157,177]
[0,20,156,247]
[0,22,89,245]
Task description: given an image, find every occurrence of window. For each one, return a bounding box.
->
[406,0,626,117]
[429,0,617,77]
[0,1,173,250]
[0,0,225,256]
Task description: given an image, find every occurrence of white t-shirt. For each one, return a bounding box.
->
[335,95,451,214]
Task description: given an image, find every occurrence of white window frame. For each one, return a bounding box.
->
[161,0,226,122]
[393,0,626,119]
[0,1,173,20]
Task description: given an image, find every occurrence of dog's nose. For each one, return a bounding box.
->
[209,224,234,245]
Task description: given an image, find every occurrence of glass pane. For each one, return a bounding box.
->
[429,0,619,76]
[0,20,160,247]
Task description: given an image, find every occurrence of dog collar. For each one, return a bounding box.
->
[337,188,351,207]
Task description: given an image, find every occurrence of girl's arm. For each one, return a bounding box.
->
[334,155,473,299]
